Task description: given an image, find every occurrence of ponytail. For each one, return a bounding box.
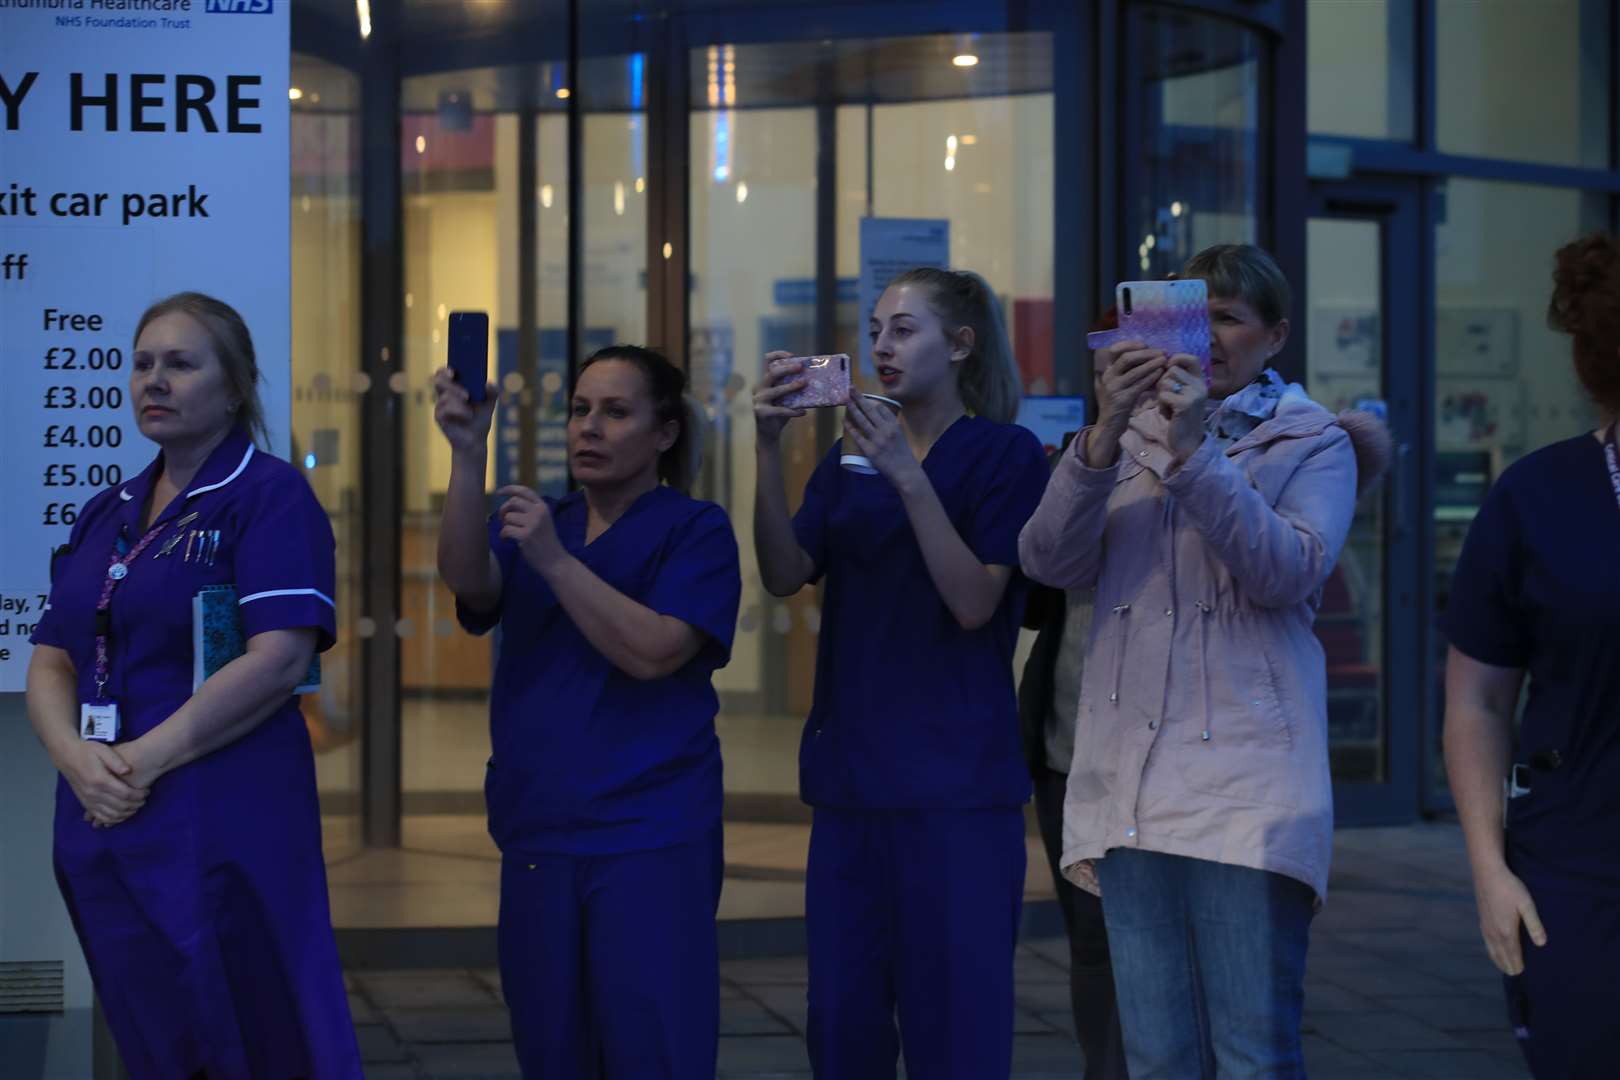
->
[888,267,1022,423]
[672,392,707,493]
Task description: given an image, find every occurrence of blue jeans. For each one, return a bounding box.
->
[1095,848,1314,1080]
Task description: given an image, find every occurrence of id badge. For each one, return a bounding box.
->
[79,701,120,743]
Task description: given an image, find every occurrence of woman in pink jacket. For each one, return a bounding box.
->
[1019,244,1389,1079]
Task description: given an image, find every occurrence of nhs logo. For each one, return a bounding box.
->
[205,0,274,12]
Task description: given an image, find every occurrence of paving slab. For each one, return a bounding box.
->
[386,1007,514,1044]
[357,970,498,1009]
[411,1041,522,1080]
[1310,1010,1465,1052]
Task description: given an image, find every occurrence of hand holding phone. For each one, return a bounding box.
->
[448,311,491,403]
[772,353,851,410]
[1086,280,1211,386]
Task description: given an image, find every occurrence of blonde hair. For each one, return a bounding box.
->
[134,292,268,447]
[887,267,1022,424]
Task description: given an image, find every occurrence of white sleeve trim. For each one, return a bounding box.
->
[238,587,336,609]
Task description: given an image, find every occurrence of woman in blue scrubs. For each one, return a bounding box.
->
[1443,232,1620,1078]
[434,344,741,1078]
[25,292,360,1079]
[752,268,1049,1078]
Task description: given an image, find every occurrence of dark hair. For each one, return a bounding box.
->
[1181,243,1293,328]
[134,291,267,447]
[885,267,1022,423]
[1548,233,1620,416]
[576,344,703,492]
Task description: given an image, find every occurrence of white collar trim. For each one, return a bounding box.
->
[187,444,254,498]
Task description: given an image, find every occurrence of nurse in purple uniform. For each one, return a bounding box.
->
[25,292,361,1079]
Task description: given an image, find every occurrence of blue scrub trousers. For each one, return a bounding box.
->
[805,807,1026,1080]
[1505,876,1620,1079]
[497,825,723,1079]
[1095,848,1315,1080]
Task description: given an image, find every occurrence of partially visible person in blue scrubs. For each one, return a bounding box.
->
[752,268,1049,1078]
[434,344,741,1078]
[25,292,361,1079]
[1443,232,1620,1080]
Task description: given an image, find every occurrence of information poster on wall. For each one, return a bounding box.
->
[0,1,290,690]
[858,217,948,375]
[1015,396,1087,455]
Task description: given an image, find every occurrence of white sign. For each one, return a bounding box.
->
[0,0,290,690]
[1016,396,1087,456]
[858,217,949,375]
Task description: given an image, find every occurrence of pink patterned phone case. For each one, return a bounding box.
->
[1086,280,1212,385]
[773,353,852,409]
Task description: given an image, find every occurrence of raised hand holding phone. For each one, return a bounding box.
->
[754,351,810,446]
[433,366,497,456]
[774,353,851,410]
[1085,342,1168,467]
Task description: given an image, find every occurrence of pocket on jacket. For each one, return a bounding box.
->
[1173,619,1302,807]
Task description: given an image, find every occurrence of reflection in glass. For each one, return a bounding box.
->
[290,53,364,859]
[1132,8,1260,280]
[1305,218,1388,784]
[1437,0,1610,168]
[1307,0,1414,141]
[397,66,572,858]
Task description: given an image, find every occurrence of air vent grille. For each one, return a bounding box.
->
[0,961,66,1014]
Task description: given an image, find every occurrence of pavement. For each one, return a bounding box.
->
[344,819,1529,1079]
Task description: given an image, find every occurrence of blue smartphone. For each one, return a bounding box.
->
[448,311,490,403]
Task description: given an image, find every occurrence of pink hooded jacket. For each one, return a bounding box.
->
[1018,391,1392,901]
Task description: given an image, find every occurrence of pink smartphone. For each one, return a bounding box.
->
[773,353,852,409]
[1086,280,1212,385]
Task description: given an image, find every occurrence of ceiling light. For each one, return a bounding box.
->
[355,0,371,40]
[556,87,571,100]
[288,87,304,101]
[952,54,979,67]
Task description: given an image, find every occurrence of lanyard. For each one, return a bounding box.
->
[1605,423,1620,515]
[92,518,173,700]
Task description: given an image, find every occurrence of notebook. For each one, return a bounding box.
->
[192,584,321,694]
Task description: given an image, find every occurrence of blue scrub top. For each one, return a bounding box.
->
[458,484,742,857]
[1442,433,1620,896]
[32,425,338,733]
[792,415,1049,809]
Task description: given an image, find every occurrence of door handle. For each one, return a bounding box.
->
[1391,441,1412,541]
